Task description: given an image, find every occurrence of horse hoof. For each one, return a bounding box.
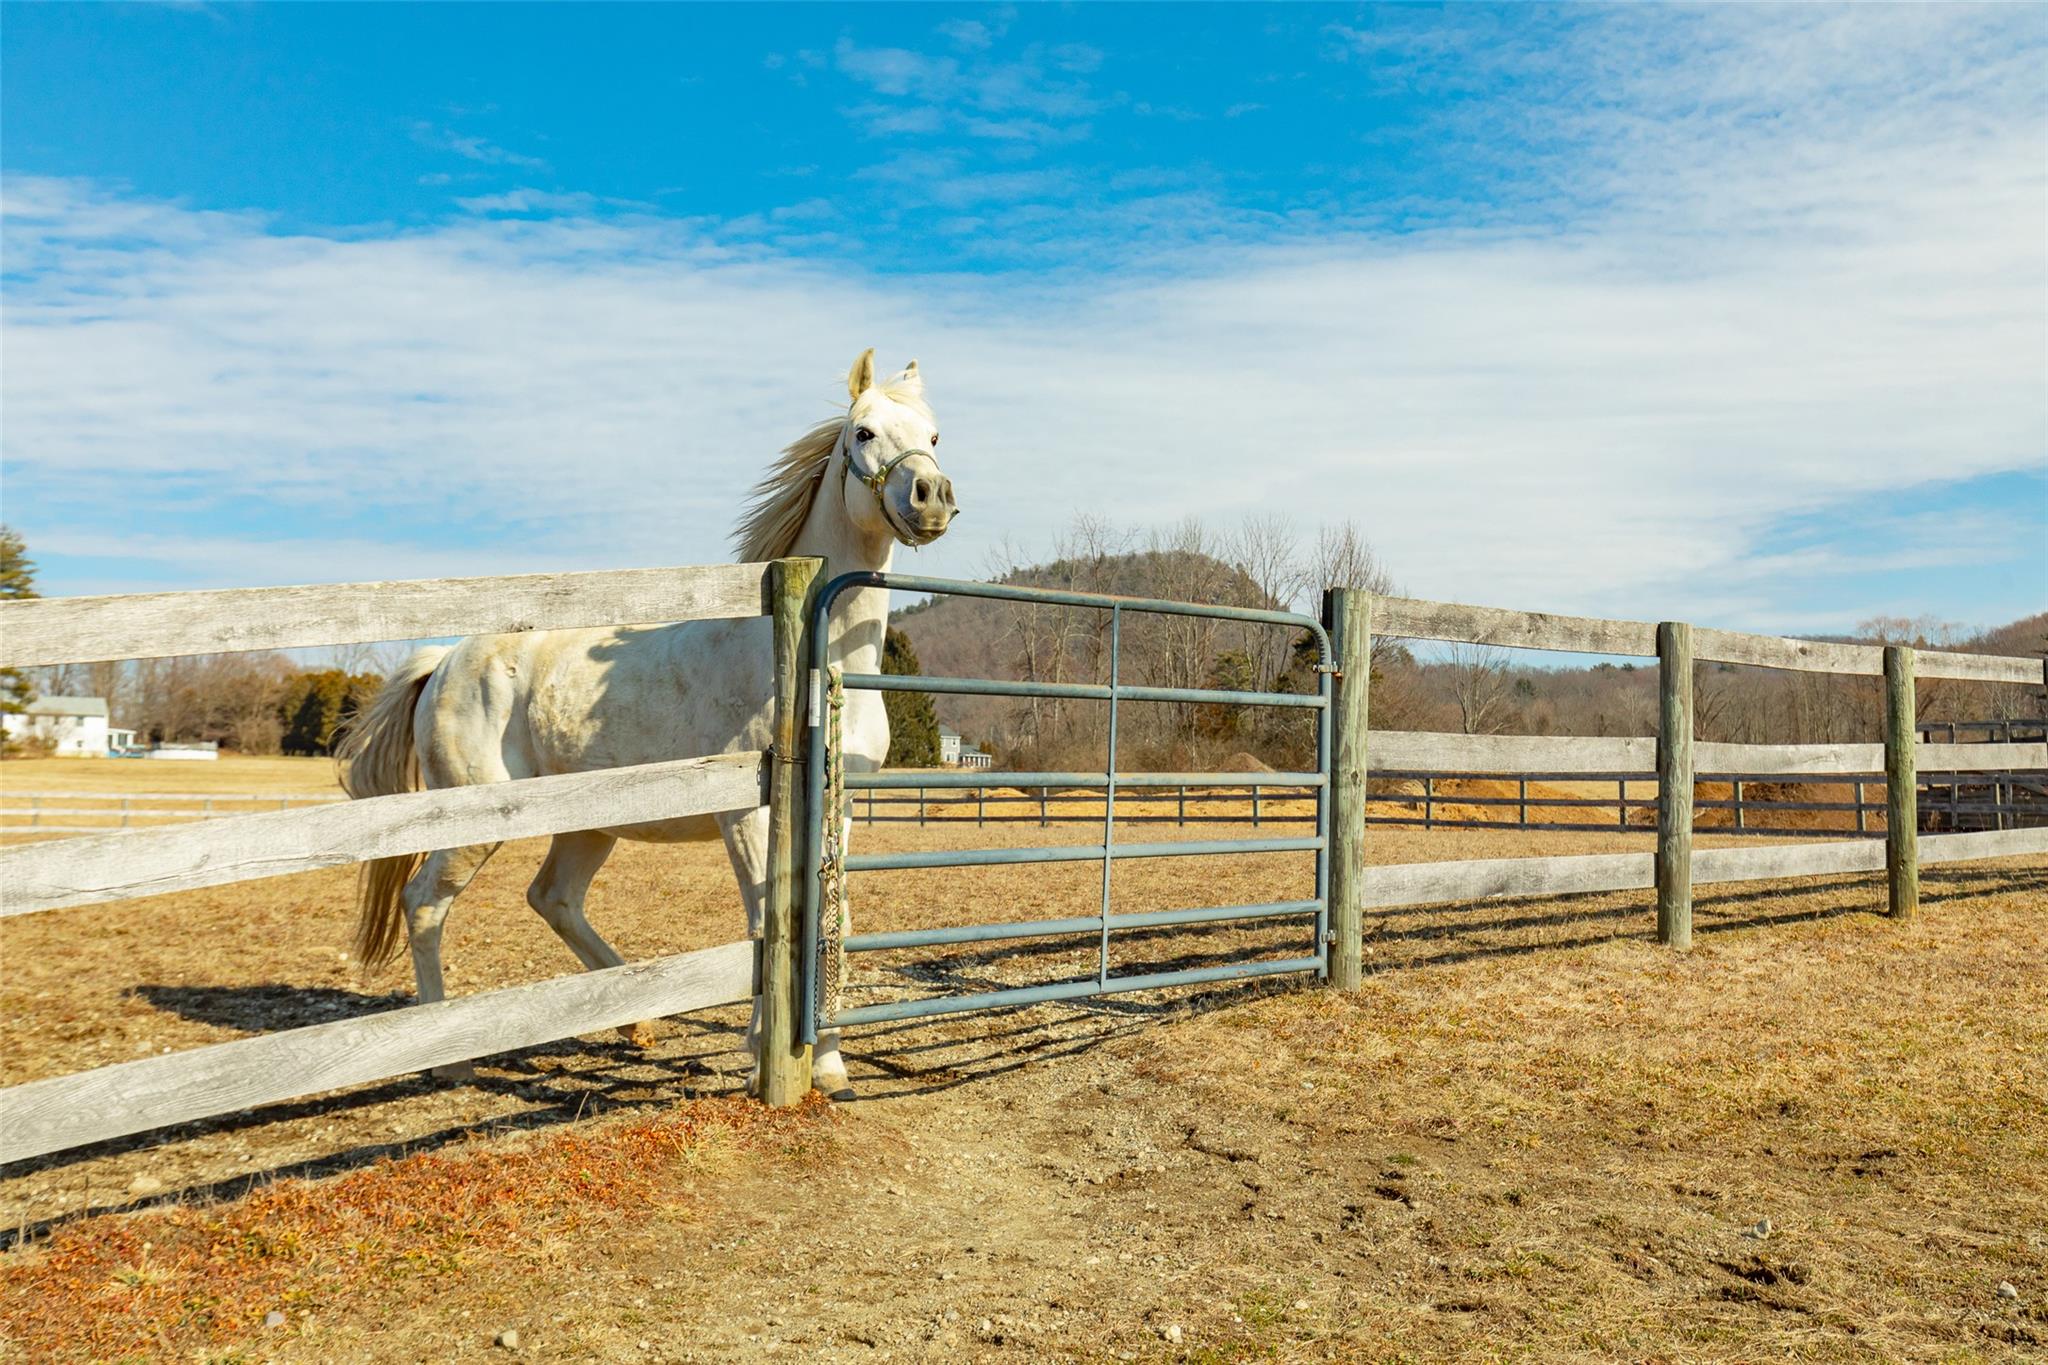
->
[617,1022,658,1049]
[823,1086,857,1103]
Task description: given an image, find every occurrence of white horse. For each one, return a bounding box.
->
[337,349,955,1097]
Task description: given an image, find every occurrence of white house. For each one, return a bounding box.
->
[4,696,114,756]
[938,726,994,769]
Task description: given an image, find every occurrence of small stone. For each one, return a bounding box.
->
[494,1328,520,1350]
[127,1175,164,1197]
[1744,1217,1773,1239]
[1161,1324,1182,1344]
[637,1340,650,1352]
[264,1311,285,1329]
[1292,1299,1310,1311]
[978,1319,992,1334]
[1998,1281,2020,1302]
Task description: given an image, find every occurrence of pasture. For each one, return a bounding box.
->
[2,754,2042,1360]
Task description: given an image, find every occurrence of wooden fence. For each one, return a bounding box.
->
[2,570,2044,1163]
[0,562,789,1163]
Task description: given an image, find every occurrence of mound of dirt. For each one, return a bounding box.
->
[1219,752,1276,773]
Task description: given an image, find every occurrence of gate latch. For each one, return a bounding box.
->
[808,670,823,727]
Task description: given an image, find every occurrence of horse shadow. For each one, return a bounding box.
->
[127,983,416,1032]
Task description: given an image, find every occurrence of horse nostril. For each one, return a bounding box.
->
[939,477,955,507]
[913,478,932,505]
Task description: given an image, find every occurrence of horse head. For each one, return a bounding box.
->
[838,348,957,547]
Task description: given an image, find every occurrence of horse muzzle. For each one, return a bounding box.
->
[891,470,957,546]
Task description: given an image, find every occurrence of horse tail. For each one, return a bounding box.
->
[335,646,449,970]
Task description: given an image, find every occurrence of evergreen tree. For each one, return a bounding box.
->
[881,627,941,767]
[279,669,385,755]
[0,527,38,754]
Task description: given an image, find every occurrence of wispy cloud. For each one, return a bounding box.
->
[831,35,1099,155]
[409,121,548,171]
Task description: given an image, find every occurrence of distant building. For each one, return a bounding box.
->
[145,741,219,762]
[938,726,995,769]
[3,696,114,757]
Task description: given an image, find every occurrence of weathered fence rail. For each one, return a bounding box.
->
[1,753,763,916]
[0,563,772,667]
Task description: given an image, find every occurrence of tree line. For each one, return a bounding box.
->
[892,513,2045,771]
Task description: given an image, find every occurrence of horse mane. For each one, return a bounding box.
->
[731,379,933,562]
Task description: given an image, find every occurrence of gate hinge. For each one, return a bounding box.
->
[1322,928,1337,945]
[1312,663,1342,678]
[808,670,823,727]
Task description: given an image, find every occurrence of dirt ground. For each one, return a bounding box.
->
[1,763,2043,1361]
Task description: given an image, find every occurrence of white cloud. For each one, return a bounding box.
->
[4,8,2043,635]
[409,122,548,171]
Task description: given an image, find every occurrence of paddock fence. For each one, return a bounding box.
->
[835,747,2047,838]
[2,566,2045,1163]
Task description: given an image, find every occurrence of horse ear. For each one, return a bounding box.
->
[847,348,877,402]
[889,359,923,394]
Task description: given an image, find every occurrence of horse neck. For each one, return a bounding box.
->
[788,461,894,675]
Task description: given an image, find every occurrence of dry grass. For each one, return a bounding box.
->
[0,755,338,797]
[1,757,2040,1361]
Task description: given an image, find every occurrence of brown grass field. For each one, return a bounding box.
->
[1,758,2043,1362]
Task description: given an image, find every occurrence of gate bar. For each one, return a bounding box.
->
[846,836,1326,872]
[846,898,1320,952]
[858,572,1326,632]
[847,770,1326,789]
[833,955,1324,1028]
[1098,607,1122,986]
[841,673,1327,709]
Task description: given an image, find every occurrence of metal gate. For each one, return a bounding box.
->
[801,572,1333,1042]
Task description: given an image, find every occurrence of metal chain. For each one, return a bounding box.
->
[817,666,850,1027]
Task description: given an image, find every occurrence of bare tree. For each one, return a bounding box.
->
[1445,645,1514,735]
[1307,520,1395,599]
[1224,513,1304,694]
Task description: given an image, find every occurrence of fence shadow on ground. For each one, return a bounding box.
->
[7,863,2040,1248]
[0,1002,757,1250]
[827,862,2048,1101]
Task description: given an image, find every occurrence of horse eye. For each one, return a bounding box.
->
[930,433,940,447]
[855,427,875,443]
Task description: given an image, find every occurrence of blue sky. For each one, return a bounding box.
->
[4,3,2044,638]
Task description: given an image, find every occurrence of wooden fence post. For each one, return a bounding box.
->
[1656,621,1694,949]
[1326,587,1371,992]
[757,555,821,1106]
[1884,644,1918,920]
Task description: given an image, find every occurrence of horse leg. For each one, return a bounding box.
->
[402,840,501,1081]
[525,831,651,1045]
[717,807,853,1100]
